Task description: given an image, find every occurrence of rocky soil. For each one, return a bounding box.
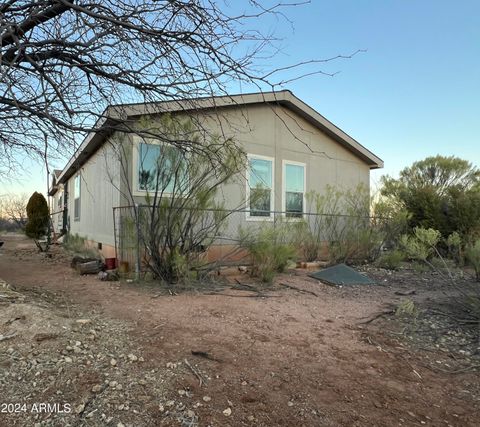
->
[1,234,480,426]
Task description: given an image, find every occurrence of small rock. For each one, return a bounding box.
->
[178,389,186,396]
[202,396,211,402]
[158,404,165,412]
[75,404,85,414]
[287,401,294,407]
[128,354,138,362]
[92,384,102,393]
[247,415,255,421]
[223,408,232,416]
[166,400,175,407]
[76,319,91,325]
[186,410,195,418]
[110,358,117,367]
[64,357,73,363]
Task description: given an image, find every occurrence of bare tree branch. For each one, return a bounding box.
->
[0,1,360,177]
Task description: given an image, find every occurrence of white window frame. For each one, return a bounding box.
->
[132,136,188,197]
[246,154,275,221]
[282,160,306,220]
[73,175,81,221]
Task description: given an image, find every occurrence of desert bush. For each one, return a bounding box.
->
[465,240,480,281]
[297,184,390,265]
[117,116,246,284]
[446,231,463,265]
[399,227,441,262]
[375,250,404,270]
[381,155,480,239]
[239,225,296,283]
[395,299,418,318]
[25,192,50,251]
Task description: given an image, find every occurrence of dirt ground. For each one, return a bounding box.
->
[0,234,479,427]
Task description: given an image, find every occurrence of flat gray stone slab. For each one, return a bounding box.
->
[308,263,375,286]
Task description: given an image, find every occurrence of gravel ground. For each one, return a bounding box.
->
[1,234,480,427]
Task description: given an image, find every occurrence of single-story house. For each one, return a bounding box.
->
[49,90,383,260]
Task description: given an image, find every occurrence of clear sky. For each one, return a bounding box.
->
[1,0,479,196]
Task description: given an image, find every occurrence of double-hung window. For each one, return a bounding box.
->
[247,155,274,218]
[283,161,305,218]
[137,142,188,194]
[73,175,81,221]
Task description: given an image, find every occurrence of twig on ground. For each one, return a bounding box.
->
[358,309,396,324]
[279,282,318,297]
[432,363,480,374]
[184,358,205,386]
[394,290,416,296]
[4,315,25,325]
[204,292,278,298]
[191,350,222,363]
[0,332,17,342]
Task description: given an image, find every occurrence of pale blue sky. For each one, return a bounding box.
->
[1,0,478,196]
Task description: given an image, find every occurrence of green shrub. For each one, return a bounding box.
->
[239,225,296,283]
[25,192,49,240]
[292,220,321,262]
[446,231,463,265]
[375,250,404,270]
[381,155,480,238]
[399,227,441,261]
[430,256,456,271]
[465,240,480,281]
[396,299,418,318]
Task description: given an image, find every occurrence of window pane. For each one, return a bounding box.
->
[286,192,303,217]
[250,188,271,217]
[138,143,187,193]
[74,198,80,219]
[249,158,272,188]
[285,164,304,192]
[74,175,80,198]
[139,143,161,190]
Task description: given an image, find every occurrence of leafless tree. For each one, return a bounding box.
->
[0,192,28,228]
[0,0,359,176]
[110,115,247,283]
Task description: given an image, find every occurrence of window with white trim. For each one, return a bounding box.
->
[284,162,305,218]
[73,175,81,221]
[247,156,274,217]
[137,142,188,194]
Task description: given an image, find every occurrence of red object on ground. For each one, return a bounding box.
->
[105,257,117,270]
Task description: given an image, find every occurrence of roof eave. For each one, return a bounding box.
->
[56,90,383,182]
